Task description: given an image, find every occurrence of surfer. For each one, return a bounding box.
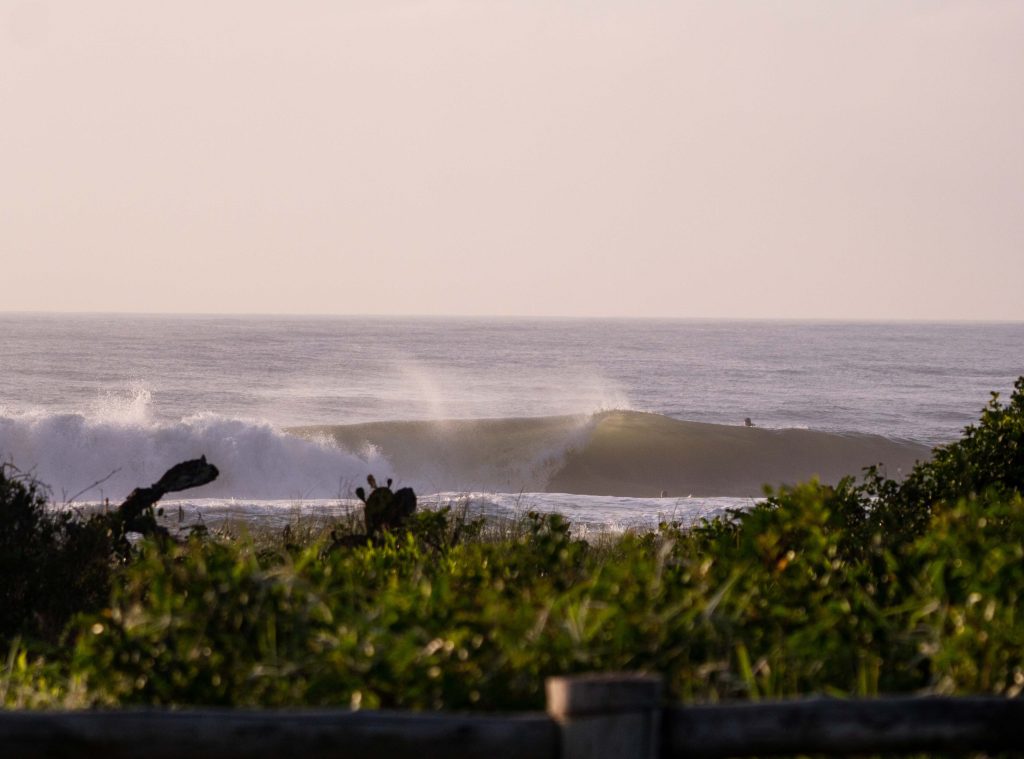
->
[744,417,755,427]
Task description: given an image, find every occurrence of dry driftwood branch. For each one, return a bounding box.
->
[64,467,123,505]
[116,456,219,537]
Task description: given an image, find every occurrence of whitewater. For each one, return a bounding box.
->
[2,315,1022,529]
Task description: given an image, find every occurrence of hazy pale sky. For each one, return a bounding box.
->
[2,1,1022,319]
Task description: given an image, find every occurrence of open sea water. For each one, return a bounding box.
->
[1,315,1022,530]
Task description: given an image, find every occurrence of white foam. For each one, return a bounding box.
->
[433,492,756,531]
[89,379,154,425]
[123,493,759,534]
[0,410,391,501]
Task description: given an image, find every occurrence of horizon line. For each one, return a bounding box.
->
[2,310,1023,325]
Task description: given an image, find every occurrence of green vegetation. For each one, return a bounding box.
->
[4,379,1024,710]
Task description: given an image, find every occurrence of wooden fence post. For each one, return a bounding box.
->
[546,673,663,759]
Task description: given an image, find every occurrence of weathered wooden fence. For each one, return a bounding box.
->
[3,673,1023,758]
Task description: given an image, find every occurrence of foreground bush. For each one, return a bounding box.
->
[0,467,115,646]
[874,376,1024,539]
[58,489,1024,709]
[6,378,1024,710]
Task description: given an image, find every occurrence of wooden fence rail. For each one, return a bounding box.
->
[3,674,1023,758]
[0,709,558,759]
[666,697,1024,758]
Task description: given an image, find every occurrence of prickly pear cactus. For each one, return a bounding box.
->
[356,476,417,535]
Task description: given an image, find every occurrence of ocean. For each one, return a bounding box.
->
[1,315,1022,530]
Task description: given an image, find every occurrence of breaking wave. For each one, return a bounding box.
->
[0,408,931,503]
[0,411,386,501]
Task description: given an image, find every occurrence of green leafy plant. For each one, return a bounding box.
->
[0,466,115,647]
[9,378,1024,711]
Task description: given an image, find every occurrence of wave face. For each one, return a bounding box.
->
[296,411,932,498]
[293,415,599,495]
[545,411,930,496]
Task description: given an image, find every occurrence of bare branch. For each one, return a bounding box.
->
[64,468,122,505]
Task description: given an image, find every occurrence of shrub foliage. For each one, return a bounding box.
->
[6,378,1024,709]
[0,468,114,646]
